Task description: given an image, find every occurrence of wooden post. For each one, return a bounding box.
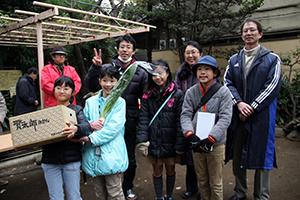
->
[36,21,45,109]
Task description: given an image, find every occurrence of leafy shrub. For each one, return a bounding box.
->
[276,71,300,125]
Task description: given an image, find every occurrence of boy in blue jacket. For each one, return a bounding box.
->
[80,65,128,200]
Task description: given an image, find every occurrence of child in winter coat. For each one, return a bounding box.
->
[136,59,186,200]
[80,65,128,200]
[41,76,90,200]
[181,55,232,200]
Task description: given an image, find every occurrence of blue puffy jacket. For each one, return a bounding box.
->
[81,90,128,177]
[83,55,147,136]
[224,46,282,169]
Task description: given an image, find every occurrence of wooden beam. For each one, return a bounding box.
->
[15,10,38,16]
[0,41,38,45]
[12,26,96,38]
[42,22,112,34]
[36,21,45,109]
[0,35,36,40]
[52,16,128,31]
[33,1,156,29]
[0,8,58,34]
[0,16,22,21]
[48,26,151,47]
[14,11,128,31]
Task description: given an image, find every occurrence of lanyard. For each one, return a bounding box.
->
[149,90,175,126]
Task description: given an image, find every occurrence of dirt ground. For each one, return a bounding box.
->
[0,131,299,200]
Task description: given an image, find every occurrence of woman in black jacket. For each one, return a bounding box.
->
[136,59,186,200]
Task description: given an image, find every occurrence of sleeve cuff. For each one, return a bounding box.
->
[185,131,194,138]
[208,135,216,143]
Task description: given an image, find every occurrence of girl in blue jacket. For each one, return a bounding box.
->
[80,65,128,200]
[136,59,186,200]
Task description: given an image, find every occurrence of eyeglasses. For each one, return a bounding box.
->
[119,45,133,50]
[185,50,199,56]
[55,86,71,92]
[242,28,258,33]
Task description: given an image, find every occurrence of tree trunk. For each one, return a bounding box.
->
[73,44,89,107]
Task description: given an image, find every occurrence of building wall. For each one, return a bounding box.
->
[152,38,300,82]
[151,50,182,73]
[253,1,300,32]
[149,0,300,82]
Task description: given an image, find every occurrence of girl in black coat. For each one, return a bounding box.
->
[41,76,90,200]
[136,59,186,200]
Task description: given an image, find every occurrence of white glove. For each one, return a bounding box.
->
[137,141,150,157]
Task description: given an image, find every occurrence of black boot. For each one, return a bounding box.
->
[153,175,163,199]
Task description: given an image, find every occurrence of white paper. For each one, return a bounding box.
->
[195,112,215,139]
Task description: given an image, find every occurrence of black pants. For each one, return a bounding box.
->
[123,134,137,191]
[186,164,198,192]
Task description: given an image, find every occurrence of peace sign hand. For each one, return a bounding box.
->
[92,48,102,66]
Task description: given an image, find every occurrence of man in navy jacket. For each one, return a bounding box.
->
[14,67,39,116]
[224,18,282,200]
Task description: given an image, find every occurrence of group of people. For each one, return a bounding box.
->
[4,17,281,200]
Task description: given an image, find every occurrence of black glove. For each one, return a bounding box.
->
[192,146,206,153]
[199,136,216,153]
[186,132,200,148]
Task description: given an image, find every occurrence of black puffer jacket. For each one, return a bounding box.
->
[136,83,187,158]
[42,104,90,164]
[14,74,38,116]
[83,55,148,135]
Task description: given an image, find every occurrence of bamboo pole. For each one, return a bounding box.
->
[15,10,128,31]
[33,1,156,29]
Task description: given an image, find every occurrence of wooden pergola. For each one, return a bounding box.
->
[0,1,156,108]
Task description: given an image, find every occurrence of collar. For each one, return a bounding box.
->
[243,45,260,56]
[162,82,175,97]
[199,79,215,95]
[143,82,176,99]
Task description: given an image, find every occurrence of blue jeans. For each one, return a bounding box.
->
[42,161,82,200]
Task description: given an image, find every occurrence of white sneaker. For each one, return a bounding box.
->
[126,189,137,200]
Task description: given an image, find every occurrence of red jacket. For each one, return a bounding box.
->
[41,61,81,107]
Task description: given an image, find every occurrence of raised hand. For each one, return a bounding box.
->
[92,48,102,66]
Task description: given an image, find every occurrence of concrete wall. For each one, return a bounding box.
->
[229,0,300,32]
[253,1,300,32]
[147,0,300,82]
[152,50,182,73]
[152,38,300,82]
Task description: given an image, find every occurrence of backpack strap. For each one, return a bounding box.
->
[196,83,222,112]
[149,90,175,127]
